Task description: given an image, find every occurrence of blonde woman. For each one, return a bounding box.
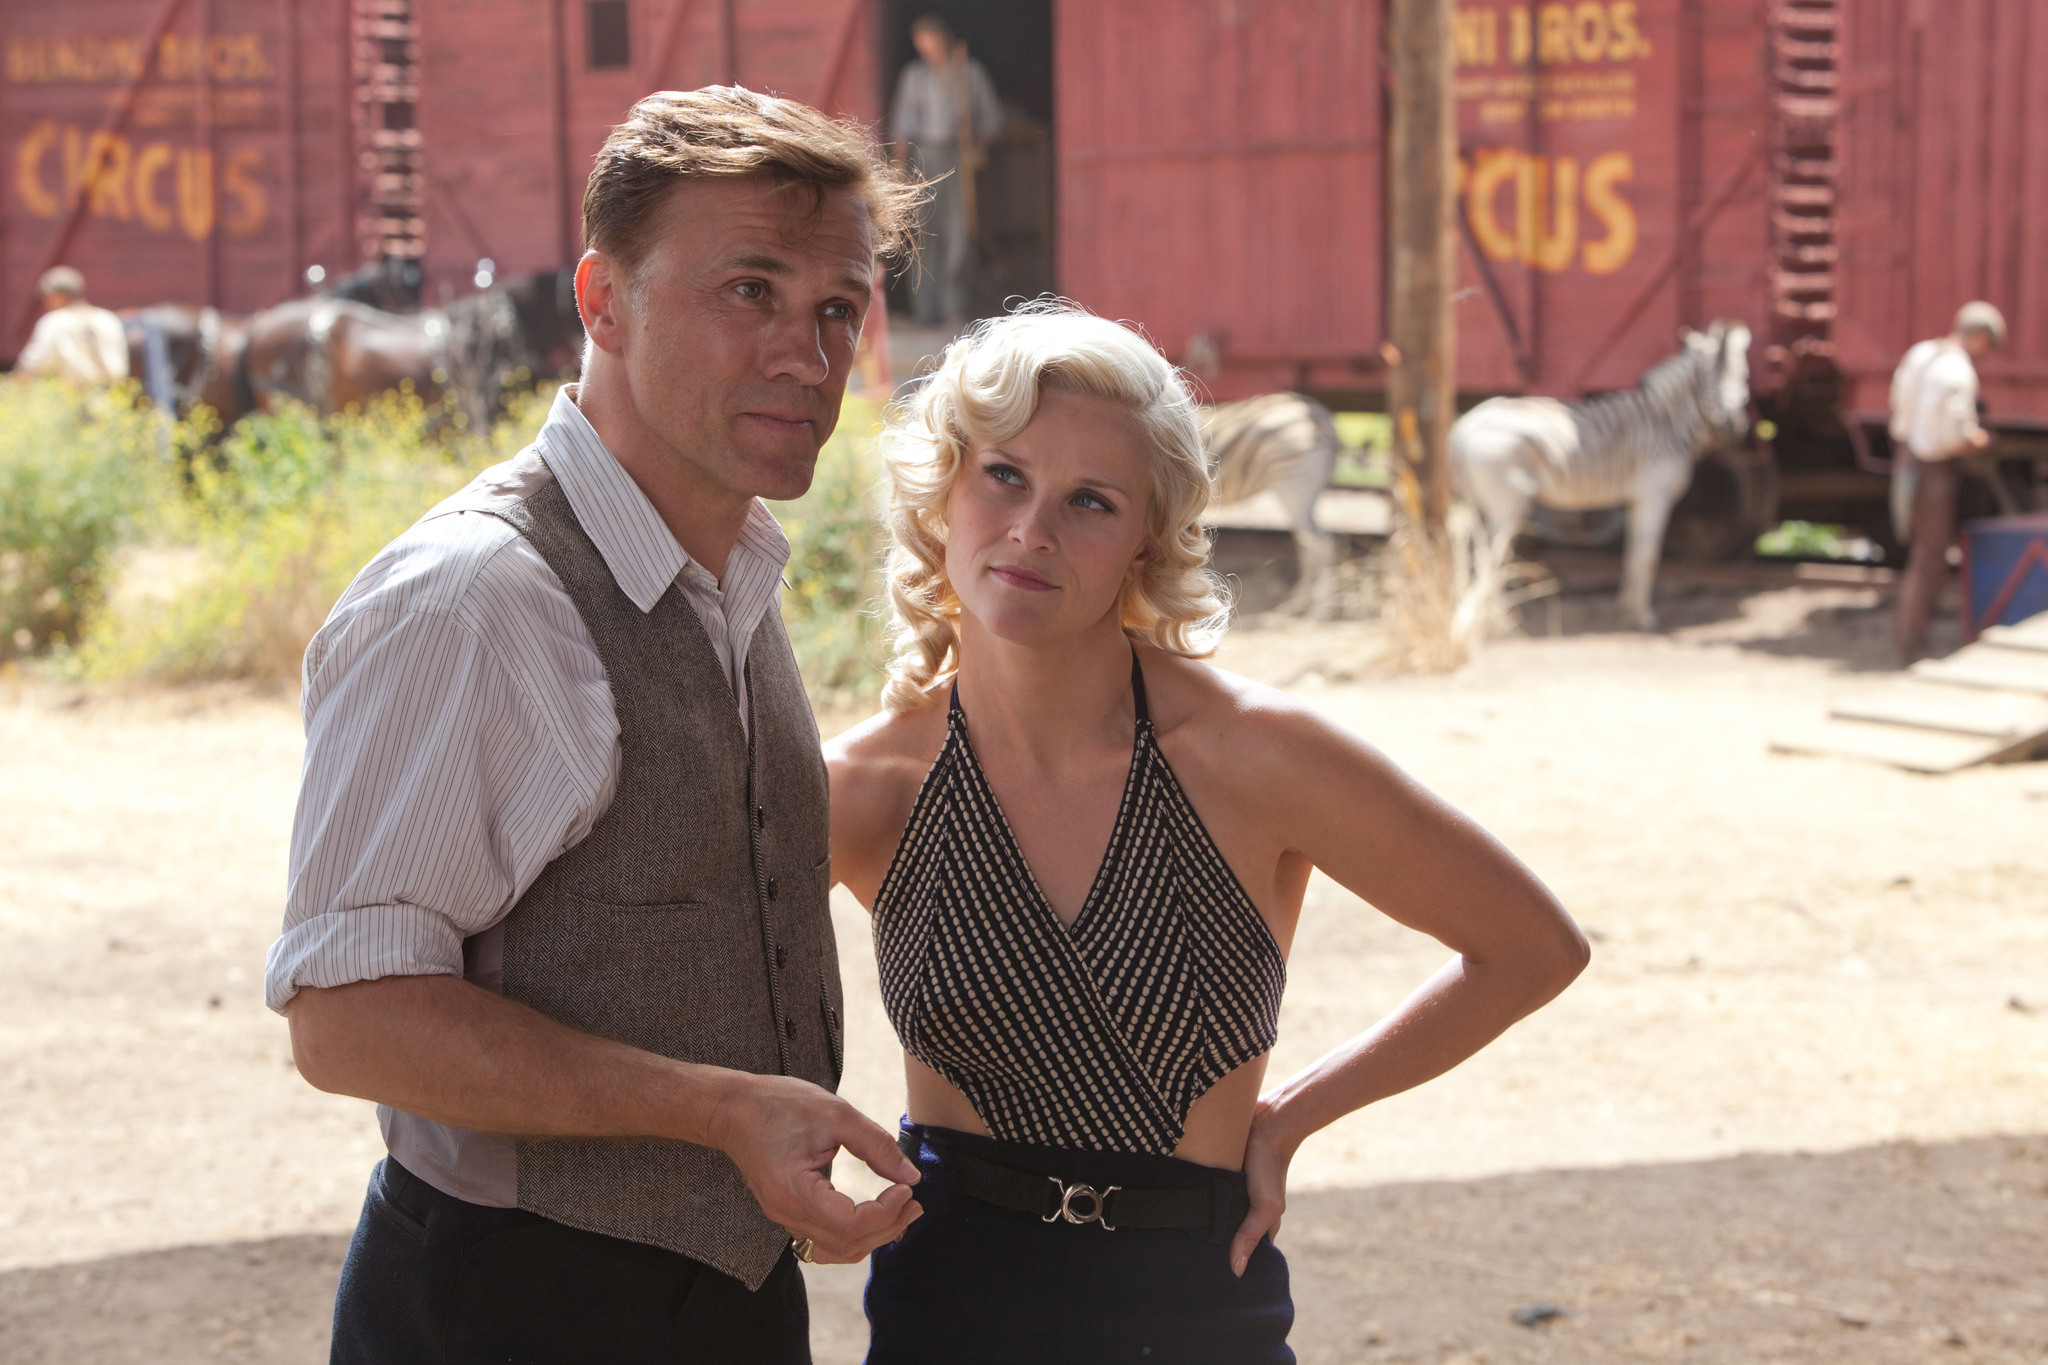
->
[826,306,1586,1363]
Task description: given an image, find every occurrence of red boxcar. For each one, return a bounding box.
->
[1834,0,2048,423]
[0,0,354,353]
[412,0,880,304]
[9,0,2047,466]
[1055,1,1390,400]
[404,0,1774,402]
[1059,0,1771,402]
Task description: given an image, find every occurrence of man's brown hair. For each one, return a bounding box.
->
[583,85,920,274]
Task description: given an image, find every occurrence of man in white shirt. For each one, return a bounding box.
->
[15,266,129,386]
[1888,301,2005,663]
[889,14,1002,325]
[268,88,923,1361]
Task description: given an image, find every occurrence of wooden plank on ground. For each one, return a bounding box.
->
[1769,718,2016,774]
[1830,682,2048,738]
[1982,614,2048,652]
[1779,610,2048,773]
[1912,648,2048,695]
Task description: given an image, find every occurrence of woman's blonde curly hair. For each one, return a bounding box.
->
[879,303,1228,711]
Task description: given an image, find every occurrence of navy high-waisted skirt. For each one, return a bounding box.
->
[864,1123,1295,1365]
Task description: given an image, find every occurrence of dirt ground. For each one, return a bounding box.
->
[1,576,2044,1363]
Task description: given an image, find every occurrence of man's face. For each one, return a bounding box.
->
[1962,330,1997,362]
[913,28,953,66]
[40,291,73,312]
[596,176,875,503]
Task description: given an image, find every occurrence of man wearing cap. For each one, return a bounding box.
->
[889,14,1002,326]
[16,267,128,386]
[1888,301,2007,663]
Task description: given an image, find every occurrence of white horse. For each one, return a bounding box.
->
[1451,323,1752,630]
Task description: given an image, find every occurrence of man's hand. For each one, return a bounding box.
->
[710,1075,922,1263]
[289,976,921,1260]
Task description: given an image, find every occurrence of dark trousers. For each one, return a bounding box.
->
[865,1124,1295,1365]
[1894,454,1961,664]
[331,1157,810,1365]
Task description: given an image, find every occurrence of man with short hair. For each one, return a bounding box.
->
[1889,300,2006,663]
[267,87,923,1361]
[16,266,128,385]
[889,13,1002,326]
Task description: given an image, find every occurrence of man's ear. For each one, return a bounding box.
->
[577,251,628,357]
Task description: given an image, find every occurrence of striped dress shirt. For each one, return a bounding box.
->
[263,384,791,1205]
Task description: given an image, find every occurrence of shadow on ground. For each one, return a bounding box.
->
[5,1135,2039,1364]
[1213,525,1958,674]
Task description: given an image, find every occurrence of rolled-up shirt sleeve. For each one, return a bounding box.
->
[265,599,606,1012]
[1938,366,1983,452]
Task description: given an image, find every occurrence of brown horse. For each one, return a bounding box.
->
[239,297,450,417]
[236,270,582,429]
[121,305,255,422]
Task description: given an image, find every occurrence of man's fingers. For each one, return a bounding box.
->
[836,1112,920,1186]
[808,1198,923,1264]
[777,1174,914,1244]
[831,1182,916,1243]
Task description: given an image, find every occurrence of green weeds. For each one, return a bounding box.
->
[768,397,890,705]
[0,378,891,700]
[0,380,170,661]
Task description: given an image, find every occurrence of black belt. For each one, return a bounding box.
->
[901,1131,1250,1241]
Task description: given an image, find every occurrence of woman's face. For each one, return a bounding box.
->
[944,386,1154,649]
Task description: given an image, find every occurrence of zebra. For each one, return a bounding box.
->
[1450,321,1753,631]
[1201,392,1342,617]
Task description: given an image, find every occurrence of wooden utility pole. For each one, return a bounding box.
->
[1385,0,1457,536]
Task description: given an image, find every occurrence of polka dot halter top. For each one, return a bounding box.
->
[872,652,1286,1155]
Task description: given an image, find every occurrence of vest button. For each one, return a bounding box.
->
[755,805,766,830]
[784,1018,796,1039]
[766,877,779,900]
[775,944,788,969]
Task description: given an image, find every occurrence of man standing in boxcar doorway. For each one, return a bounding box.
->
[16,267,128,386]
[268,88,925,1363]
[890,13,1003,326]
[1889,300,2006,663]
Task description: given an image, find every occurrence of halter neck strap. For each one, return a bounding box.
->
[947,645,1150,725]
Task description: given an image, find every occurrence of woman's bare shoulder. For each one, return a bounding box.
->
[825,694,951,865]
[825,693,949,772]
[1142,650,1332,745]
[1141,650,1403,802]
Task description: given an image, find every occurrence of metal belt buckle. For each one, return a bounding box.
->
[1043,1176,1121,1230]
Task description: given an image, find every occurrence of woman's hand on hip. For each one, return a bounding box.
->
[1229,1099,1297,1277]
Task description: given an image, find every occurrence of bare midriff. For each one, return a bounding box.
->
[903,1049,1273,1171]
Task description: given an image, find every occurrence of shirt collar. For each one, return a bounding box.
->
[533,385,792,614]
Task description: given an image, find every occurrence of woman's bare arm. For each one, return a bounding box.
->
[1214,695,1589,1273]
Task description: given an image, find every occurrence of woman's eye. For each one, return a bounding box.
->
[1073,490,1115,513]
[984,463,1024,487]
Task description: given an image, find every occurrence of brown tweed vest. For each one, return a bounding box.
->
[483,449,840,1292]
